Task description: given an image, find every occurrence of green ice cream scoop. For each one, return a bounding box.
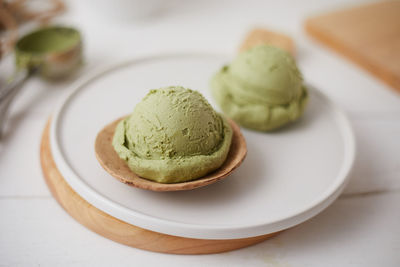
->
[112,86,233,183]
[15,26,82,79]
[211,45,308,131]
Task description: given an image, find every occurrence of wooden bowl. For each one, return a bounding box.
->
[95,117,247,191]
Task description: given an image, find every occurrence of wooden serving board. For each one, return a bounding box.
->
[305,1,400,93]
[40,119,279,254]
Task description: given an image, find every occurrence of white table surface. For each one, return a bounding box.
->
[1,0,399,266]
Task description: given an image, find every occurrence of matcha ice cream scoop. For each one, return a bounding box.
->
[211,45,308,131]
[112,86,232,183]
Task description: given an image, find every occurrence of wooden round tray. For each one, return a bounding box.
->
[40,119,279,254]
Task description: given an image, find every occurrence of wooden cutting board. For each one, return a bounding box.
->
[305,1,400,93]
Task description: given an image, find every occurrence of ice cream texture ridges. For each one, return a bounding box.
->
[112,86,232,183]
[211,45,308,131]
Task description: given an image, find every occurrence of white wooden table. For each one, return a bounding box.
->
[1,0,399,266]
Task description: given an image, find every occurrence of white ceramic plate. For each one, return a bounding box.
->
[50,53,355,240]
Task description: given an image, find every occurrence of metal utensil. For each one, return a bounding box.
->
[0,26,82,139]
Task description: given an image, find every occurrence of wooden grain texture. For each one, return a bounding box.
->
[95,117,247,192]
[305,1,400,93]
[239,28,295,55]
[40,119,279,254]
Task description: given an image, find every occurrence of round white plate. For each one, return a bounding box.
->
[50,53,355,240]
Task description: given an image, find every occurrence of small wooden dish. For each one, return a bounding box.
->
[95,117,247,192]
[239,28,296,56]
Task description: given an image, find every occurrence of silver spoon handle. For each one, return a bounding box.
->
[0,69,32,139]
